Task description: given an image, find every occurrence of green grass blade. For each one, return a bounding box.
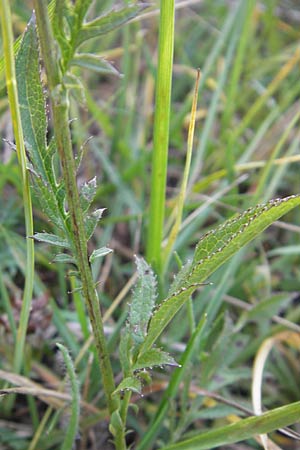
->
[162,401,300,450]
[146,0,175,274]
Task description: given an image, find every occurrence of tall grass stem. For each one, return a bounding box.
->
[146,0,175,275]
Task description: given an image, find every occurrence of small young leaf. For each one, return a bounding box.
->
[84,208,106,240]
[76,4,148,45]
[53,253,76,264]
[89,247,112,263]
[33,233,70,248]
[113,377,142,396]
[79,176,97,213]
[133,348,179,371]
[128,257,157,344]
[70,53,120,75]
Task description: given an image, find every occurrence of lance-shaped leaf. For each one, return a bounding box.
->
[70,53,120,75]
[185,195,300,286]
[16,14,47,181]
[128,257,157,344]
[76,4,147,46]
[33,233,70,249]
[142,195,300,355]
[133,348,179,371]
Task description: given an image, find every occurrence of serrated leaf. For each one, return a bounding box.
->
[140,284,197,354]
[89,247,112,263]
[150,196,300,365]
[133,348,179,371]
[79,176,97,213]
[128,257,157,344]
[33,233,70,248]
[16,14,47,181]
[113,377,142,396]
[53,253,76,264]
[185,195,300,286]
[76,4,147,45]
[70,53,120,75]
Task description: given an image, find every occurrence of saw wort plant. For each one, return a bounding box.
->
[1,1,300,449]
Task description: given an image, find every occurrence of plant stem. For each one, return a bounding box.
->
[33,0,118,420]
[0,0,34,375]
[146,0,175,275]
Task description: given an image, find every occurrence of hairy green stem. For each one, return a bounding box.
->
[146,0,175,275]
[33,0,120,428]
[0,0,34,376]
